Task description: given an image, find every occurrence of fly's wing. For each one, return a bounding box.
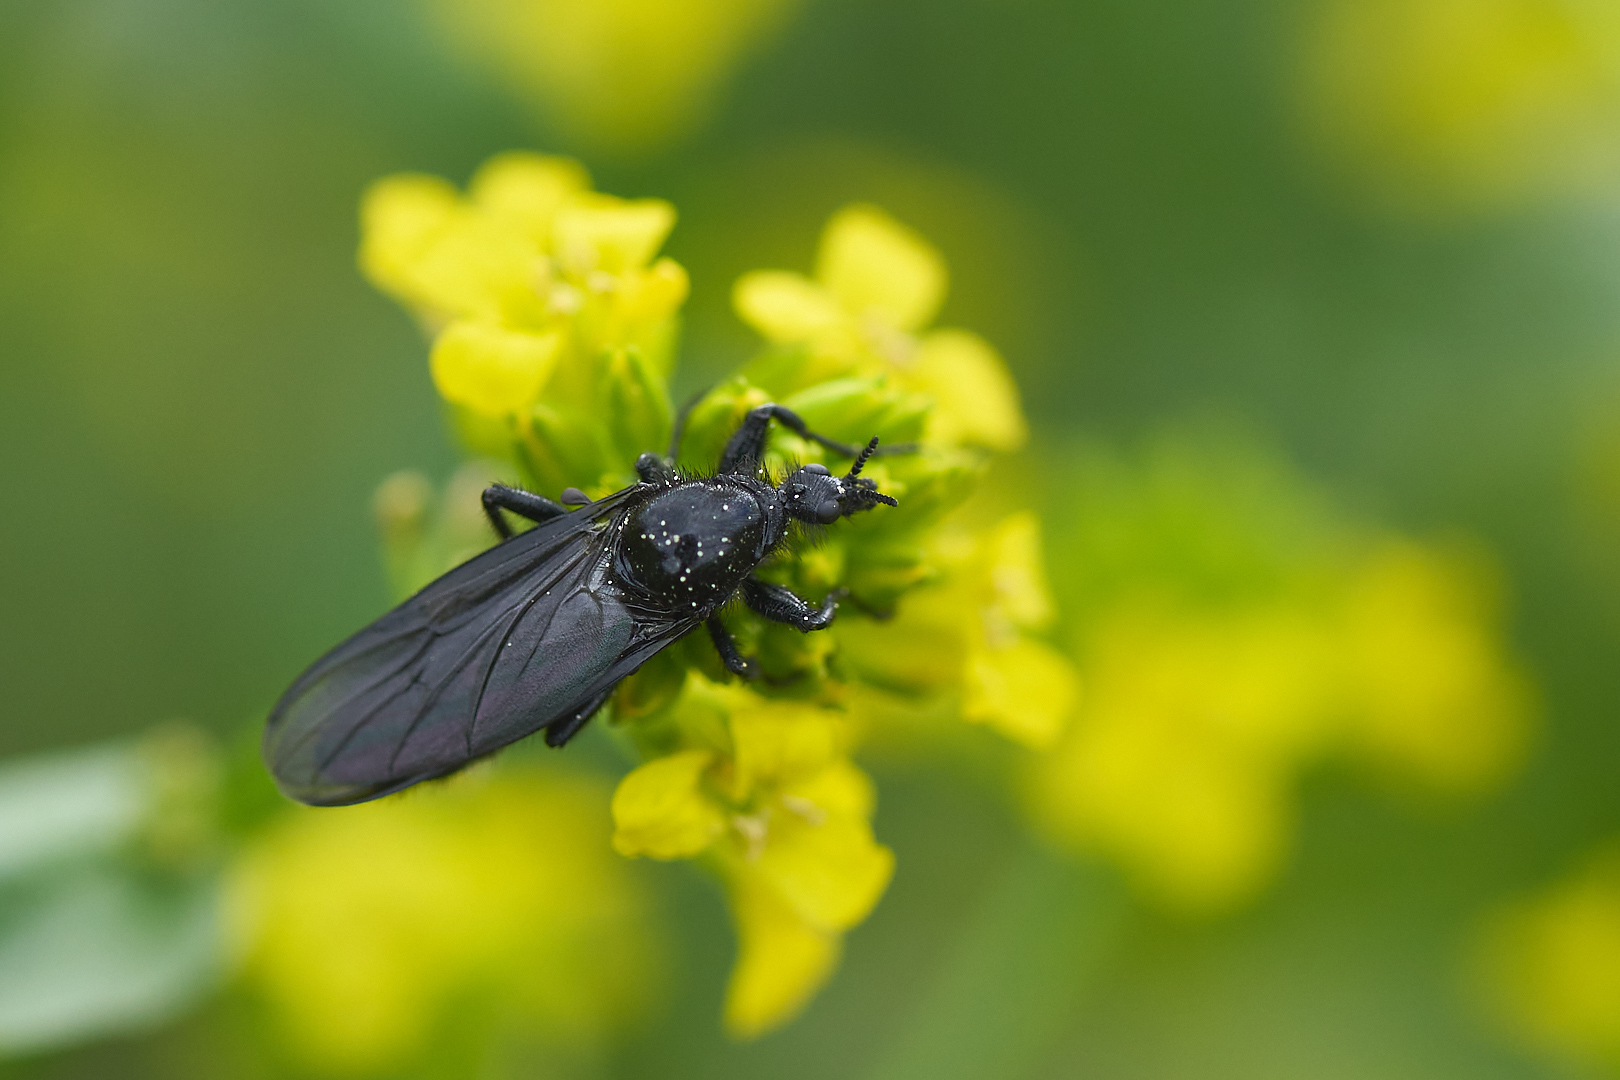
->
[263,487,694,806]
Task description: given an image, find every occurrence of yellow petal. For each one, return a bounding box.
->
[909,329,1028,451]
[780,758,877,820]
[551,194,676,276]
[728,699,846,797]
[469,151,591,246]
[986,512,1056,631]
[611,749,725,859]
[963,638,1079,749]
[358,174,462,302]
[754,794,894,931]
[429,321,561,417]
[619,257,691,325]
[722,869,841,1040]
[815,204,947,332]
[833,584,971,693]
[732,270,847,343]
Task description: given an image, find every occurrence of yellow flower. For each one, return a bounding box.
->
[229,766,657,1074]
[611,749,726,859]
[1029,602,1337,914]
[1027,436,1533,915]
[733,204,1027,451]
[361,155,588,326]
[609,678,893,1036]
[428,322,561,418]
[839,511,1078,749]
[1339,541,1533,794]
[359,152,687,424]
[1479,845,1620,1068]
[718,754,891,1038]
[963,638,1081,750]
[1033,551,1531,915]
[721,863,842,1040]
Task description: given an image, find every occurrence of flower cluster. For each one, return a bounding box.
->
[362,152,684,495]
[610,682,889,1036]
[733,204,1026,453]
[352,154,1066,1036]
[1025,435,1532,914]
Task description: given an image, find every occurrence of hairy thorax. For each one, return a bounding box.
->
[613,479,775,615]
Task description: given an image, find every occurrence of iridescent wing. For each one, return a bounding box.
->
[263,487,695,805]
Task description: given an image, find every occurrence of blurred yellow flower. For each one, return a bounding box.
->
[840,511,1079,749]
[1339,541,1533,794]
[1301,0,1620,213]
[1027,437,1532,914]
[229,766,657,1074]
[1480,846,1620,1069]
[734,204,1028,452]
[1031,602,1336,912]
[431,0,802,154]
[610,678,892,1037]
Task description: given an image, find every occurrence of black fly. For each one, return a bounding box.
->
[263,404,901,806]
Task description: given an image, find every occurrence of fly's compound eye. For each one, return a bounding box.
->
[815,499,842,524]
[803,463,831,476]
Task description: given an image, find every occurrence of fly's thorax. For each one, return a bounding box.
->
[614,479,775,614]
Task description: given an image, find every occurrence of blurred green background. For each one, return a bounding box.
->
[5,0,1620,1076]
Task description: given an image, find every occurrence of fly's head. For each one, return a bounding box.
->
[779,437,899,525]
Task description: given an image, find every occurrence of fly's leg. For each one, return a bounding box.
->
[543,685,615,747]
[718,403,916,474]
[707,617,757,679]
[482,484,568,540]
[741,578,841,632]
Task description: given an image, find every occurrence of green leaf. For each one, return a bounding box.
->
[0,743,227,1058]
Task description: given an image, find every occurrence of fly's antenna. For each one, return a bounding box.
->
[842,437,898,509]
[848,437,880,478]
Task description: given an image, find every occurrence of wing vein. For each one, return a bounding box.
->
[278,631,437,767]
[375,593,535,775]
[464,545,596,756]
[313,671,430,773]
